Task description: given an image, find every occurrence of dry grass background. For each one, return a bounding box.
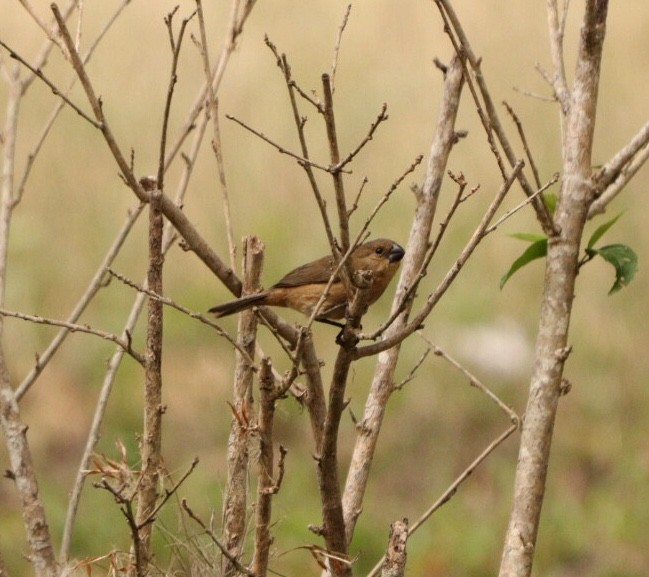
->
[1,1,648,576]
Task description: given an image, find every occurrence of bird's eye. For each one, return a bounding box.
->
[375,247,384,255]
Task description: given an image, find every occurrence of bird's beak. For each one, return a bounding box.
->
[389,243,405,263]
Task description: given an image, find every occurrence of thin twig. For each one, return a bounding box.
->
[484,173,559,234]
[264,38,336,249]
[14,0,132,205]
[322,73,351,265]
[333,103,389,172]
[355,160,524,358]
[182,499,256,577]
[60,293,146,561]
[347,177,368,218]
[355,154,423,242]
[330,4,352,93]
[158,8,197,191]
[589,141,649,218]
[431,341,520,424]
[195,0,237,271]
[503,100,542,188]
[107,269,256,367]
[591,119,649,198]
[0,308,144,365]
[435,0,558,236]
[0,39,100,128]
[139,458,200,530]
[225,113,334,173]
[16,204,145,401]
[366,424,518,577]
[393,338,432,390]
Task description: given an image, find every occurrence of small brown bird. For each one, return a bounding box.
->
[209,239,405,323]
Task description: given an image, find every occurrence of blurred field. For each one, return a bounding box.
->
[1,1,648,576]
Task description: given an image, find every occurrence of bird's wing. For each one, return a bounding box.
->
[272,255,338,287]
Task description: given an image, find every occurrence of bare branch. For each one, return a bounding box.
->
[366,425,518,577]
[225,113,334,173]
[182,499,256,577]
[330,4,352,93]
[251,357,278,577]
[502,101,542,188]
[355,160,524,359]
[134,187,166,571]
[0,39,100,128]
[223,237,262,576]
[499,2,611,575]
[333,103,389,172]
[342,53,466,544]
[589,118,649,216]
[16,204,145,400]
[0,354,57,577]
[546,0,571,115]
[322,73,351,261]
[0,308,145,365]
[435,0,558,236]
[431,343,520,424]
[195,0,237,269]
[379,519,408,577]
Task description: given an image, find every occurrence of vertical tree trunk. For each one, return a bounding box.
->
[499,2,609,576]
[342,54,465,544]
[222,237,262,576]
[135,188,165,572]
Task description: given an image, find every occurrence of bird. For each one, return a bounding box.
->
[209,239,405,324]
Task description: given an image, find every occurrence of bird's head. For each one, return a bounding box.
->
[350,238,405,287]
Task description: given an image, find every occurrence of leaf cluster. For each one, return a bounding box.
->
[501,213,638,294]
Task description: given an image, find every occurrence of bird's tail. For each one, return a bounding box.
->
[208,292,268,318]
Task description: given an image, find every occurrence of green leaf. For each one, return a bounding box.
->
[592,243,638,294]
[543,193,557,215]
[510,232,547,243]
[586,212,623,250]
[500,238,548,289]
